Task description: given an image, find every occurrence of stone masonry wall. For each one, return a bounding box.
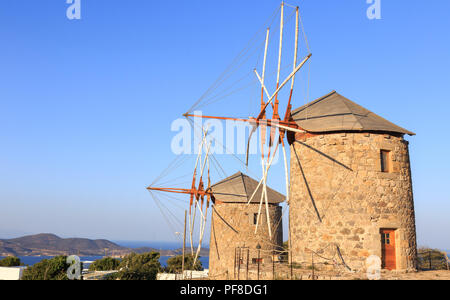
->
[289,132,417,271]
[209,203,283,279]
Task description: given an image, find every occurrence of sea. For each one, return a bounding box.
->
[0,241,210,269]
[113,240,183,250]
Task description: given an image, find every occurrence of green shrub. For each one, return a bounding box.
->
[89,257,121,271]
[0,256,22,267]
[22,256,70,280]
[165,254,203,273]
[417,248,449,270]
[116,252,161,280]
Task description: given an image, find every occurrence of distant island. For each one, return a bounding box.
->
[0,233,209,257]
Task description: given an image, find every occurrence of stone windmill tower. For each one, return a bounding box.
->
[288,91,417,271]
[208,172,285,278]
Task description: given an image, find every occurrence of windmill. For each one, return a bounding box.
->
[183,2,312,239]
[147,2,313,272]
[147,127,214,265]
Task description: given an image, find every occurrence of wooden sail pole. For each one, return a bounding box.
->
[190,133,211,263]
[256,53,311,120]
[254,70,271,100]
[193,151,211,265]
[189,131,208,255]
[253,142,279,235]
[289,7,299,108]
[246,141,278,206]
[263,156,272,238]
[268,1,284,160]
[196,142,212,221]
[182,210,187,279]
[261,28,270,110]
[273,1,284,122]
[260,27,270,153]
[255,160,266,234]
[246,28,271,167]
[262,1,284,239]
[281,6,299,210]
[254,144,280,236]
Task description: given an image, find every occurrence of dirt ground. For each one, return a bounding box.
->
[205,267,450,280]
[299,270,450,280]
[377,270,450,280]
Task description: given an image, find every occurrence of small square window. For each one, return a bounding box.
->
[252,258,263,264]
[380,150,391,173]
[382,233,392,245]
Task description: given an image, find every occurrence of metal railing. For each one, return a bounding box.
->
[230,246,350,280]
[417,249,450,271]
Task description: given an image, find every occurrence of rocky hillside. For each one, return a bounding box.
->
[0,234,127,256]
[0,234,209,257]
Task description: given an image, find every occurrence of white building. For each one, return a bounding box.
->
[0,267,26,280]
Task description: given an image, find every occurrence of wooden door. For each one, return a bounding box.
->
[381,229,396,270]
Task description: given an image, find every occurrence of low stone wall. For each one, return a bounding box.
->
[157,270,209,280]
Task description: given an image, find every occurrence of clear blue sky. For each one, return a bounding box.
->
[0,0,449,249]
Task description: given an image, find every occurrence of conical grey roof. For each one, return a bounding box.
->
[211,172,285,204]
[291,91,415,136]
